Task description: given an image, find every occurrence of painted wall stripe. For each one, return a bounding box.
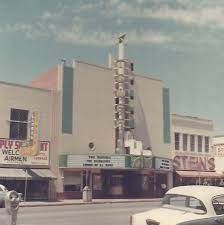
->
[163,88,171,143]
[62,66,73,134]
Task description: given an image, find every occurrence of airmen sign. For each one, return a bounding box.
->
[0,139,49,166]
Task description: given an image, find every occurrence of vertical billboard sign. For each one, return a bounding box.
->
[19,111,40,156]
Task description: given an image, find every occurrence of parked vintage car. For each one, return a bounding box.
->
[0,184,23,207]
[130,185,224,225]
[0,184,8,207]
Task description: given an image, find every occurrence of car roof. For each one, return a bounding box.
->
[166,185,224,201]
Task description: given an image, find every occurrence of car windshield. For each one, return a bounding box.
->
[162,194,206,212]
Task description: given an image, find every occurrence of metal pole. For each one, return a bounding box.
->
[86,170,88,186]
[24,169,28,202]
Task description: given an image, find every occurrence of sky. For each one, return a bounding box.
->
[1,0,224,132]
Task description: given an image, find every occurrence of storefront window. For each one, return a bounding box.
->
[27,180,48,200]
[111,175,123,186]
[93,174,102,191]
[64,171,81,192]
[141,176,149,191]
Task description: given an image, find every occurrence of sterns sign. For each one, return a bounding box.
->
[173,154,215,171]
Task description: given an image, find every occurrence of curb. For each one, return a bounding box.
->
[19,198,162,208]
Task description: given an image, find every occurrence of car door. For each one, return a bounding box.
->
[208,195,224,225]
[179,216,224,225]
[186,197,213,224]
[199,216,224,225]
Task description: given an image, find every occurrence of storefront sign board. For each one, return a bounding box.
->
[155,158,172,171]
[173,152,215,171]
[214,144,224,157]
[0,139,49,166]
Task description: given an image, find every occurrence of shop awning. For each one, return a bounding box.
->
[0,168,32,180]
[176,170,223,178]
[30,169,57,180]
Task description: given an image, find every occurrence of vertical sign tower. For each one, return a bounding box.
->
[114,34,135,154]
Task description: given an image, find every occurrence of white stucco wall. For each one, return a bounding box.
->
[59,61,115,155]
[213,136,224,174]
[0,81,57,168]
[134,75,171,159]
[57,61,171,159]
[0,82,53,141]
[171,114,214,155]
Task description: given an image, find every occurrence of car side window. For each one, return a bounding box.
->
[170,196,187,207]
[163,195,187,207]
[189,197,206,211]
[162,194,206,213]
[213,196,224,215]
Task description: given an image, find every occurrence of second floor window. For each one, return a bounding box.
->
[190,135,195,152]
[205,136,209,153]
[9,108,29,140]
[198,136,202,152]
[175,133,180,150]
[183,134,188,151]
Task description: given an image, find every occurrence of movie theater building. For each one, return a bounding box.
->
[0,81,57,200]
[31,38,173,199]
[171,114,221,186]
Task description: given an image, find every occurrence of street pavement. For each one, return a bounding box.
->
[10,201,161,225]
[19,197,161,207]
[0,199,162,225]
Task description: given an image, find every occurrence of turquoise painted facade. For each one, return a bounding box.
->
[163,88,171,143]
[62,66,74,134]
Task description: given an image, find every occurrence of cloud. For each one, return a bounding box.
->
[1,24,33,34]
[111,1,224,29]
[79,3,95,11]
[55,26,172,46]
[128,30,173,45]
[0,1,173,47]
[0,20,172,46]
[40,11,52,20]
[148,6,224,29]
[110,0,120,5]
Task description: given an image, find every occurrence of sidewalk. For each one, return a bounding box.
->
[20,198,162,207]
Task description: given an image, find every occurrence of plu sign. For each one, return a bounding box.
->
[0,139,49,165]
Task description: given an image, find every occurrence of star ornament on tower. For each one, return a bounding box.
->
[118,33,126,43]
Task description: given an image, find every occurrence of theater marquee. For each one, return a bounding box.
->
[67,154,126,169]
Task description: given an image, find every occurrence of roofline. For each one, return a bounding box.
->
[134,73,162,82]
[172,113,213,123]
[213,135,224,138]
[0,80,52,93]
[75,60,112,71]
[74,59,162,83]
